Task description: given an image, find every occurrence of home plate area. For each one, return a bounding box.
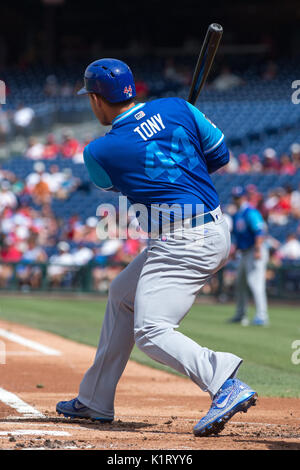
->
[0,320,299,450]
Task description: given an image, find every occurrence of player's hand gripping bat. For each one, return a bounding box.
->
[187,23,223,105]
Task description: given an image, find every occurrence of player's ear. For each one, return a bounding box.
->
[89,93,102,107]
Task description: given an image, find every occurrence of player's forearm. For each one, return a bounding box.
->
[253,235,265,258]
[254,235,264,248]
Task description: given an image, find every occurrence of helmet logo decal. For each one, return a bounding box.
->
[124,85,133,97]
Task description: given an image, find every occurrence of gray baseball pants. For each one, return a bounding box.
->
[78,207,243,419]
[234,246,269,323]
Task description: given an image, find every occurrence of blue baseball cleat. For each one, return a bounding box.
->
[193,379,257,437]
[56,398,113,422]
[251,318,269,327]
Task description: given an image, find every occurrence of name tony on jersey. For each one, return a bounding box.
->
[133,113,165,141]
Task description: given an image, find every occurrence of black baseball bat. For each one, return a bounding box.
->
[187,23,223,105]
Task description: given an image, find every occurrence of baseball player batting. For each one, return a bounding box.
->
[56,58,257,437]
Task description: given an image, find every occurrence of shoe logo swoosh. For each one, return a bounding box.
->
[215,390,234,408]
[75,404,86,410]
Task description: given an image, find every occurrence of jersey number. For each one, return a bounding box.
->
[145,126,199,183]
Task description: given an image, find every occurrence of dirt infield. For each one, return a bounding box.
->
[0,319,299,451]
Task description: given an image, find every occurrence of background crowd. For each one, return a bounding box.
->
[0,144,299,293]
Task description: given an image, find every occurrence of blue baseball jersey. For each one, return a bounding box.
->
[232,203,266,250]
[84,97,229,232]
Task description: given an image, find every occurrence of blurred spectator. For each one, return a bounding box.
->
[278,233,300,260]
[60,130,80,158]
[72,136,91,164]
[32,177,51,205]
[277,186,292,213]
[291,183,300,219]
[91,234,145,292]
[73,151,84,164]
[290,143,300,169]
[16,233,48,289]
[0,105,10,143]
[0,181,17,213]
[0,167,17,184]
[99,238,123,257]
[44,164,64,196]
[279,154,296,175]
[44,75,59,97]
[262,148,280,173]
[211,66,243,91]
[43,134,60,159]
[72,245,94,266]
[246,184,262,208]
[25,136,45,160]
[238,153,251,173]
[63,214,84,241]
[56,168,79,199]
[0,237,22,287]
[47,241,74,287]
[13,103,35,136]
[37,204,60,247]
[267,187,292,225]
[26,161,50,192]
[81,217,99,243]
[14,213,31,242]
[250,154,263,173]
[223,150,239,173]
[264,189,279,213]
[10,173,24,196]
[60,82,73,97]
[0,236,22,262]
[256,197,269,221]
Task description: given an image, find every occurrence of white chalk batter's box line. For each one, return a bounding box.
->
[0,328,61,356]
[4,351,47,356]
[0,387,45,419]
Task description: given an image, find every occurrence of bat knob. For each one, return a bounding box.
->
[210,23,223,32]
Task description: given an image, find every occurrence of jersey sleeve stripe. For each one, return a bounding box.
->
[203,134,224,155]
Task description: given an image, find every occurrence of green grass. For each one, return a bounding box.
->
[0,296,299,397]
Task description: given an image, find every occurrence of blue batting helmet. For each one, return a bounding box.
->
[77,58,136,103]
